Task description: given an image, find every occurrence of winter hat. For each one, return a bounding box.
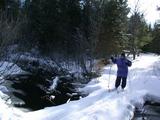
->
[121,52,125,57]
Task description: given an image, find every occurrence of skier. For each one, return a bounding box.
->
[111,53,132,90]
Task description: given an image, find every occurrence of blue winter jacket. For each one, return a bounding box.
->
[111,57,132,77]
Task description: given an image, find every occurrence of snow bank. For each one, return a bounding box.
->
[0,91,24,120]
[0,61,25,120]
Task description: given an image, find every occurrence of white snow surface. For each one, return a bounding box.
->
[0,53,160,120]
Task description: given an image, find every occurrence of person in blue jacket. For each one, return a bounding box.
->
[111,53,132,90]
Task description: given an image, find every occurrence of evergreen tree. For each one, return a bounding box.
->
[0,0,22,58]
[23,0,82,57]
[96,0,129,57]
[150,23,160,54]
[128,12,152,59]
[0,0,5,10]
[4,0,21,20]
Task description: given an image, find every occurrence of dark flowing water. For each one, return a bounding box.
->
[133,105,160,120]
[3,79,48,111]
[3,74,84,111]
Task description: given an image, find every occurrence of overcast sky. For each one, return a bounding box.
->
[128,0,160,25]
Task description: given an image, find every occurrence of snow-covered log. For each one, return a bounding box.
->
[11,54,69,79]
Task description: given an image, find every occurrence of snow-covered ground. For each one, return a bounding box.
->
[0,53,160,120]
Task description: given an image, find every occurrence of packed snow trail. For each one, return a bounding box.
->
[0,54,160,120]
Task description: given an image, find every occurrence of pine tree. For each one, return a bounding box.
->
[4,0,21,20]
[0,0,5,10]
[23,0,82,57]
[96,0,129,57]
[128,12,152,59]
[0,0,22,58]
[150,23,160,54]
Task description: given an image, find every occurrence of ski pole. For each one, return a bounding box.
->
[108,64,112,90]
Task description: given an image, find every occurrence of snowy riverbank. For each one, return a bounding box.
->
[0,53,160,120]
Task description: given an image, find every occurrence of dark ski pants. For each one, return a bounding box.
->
[115,76,127,89]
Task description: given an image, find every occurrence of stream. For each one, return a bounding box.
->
[133,104,160,120]
[2,73,85,111]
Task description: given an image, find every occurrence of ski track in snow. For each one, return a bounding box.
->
[0,53,160,120]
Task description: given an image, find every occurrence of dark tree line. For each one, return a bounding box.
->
[0,0,158,73]
[142,23,160,54]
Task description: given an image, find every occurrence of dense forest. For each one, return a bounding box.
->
[0,0,159,67]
